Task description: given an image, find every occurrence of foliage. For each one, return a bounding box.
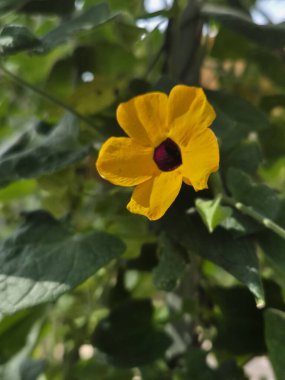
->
[0,0,285,379]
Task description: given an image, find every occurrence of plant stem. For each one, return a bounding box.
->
[0,63,101,135]
[209,171,225,197]
[222,195,285,240]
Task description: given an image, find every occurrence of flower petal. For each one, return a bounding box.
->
[181,128,219,191]
[168,85,216,147]
[96,137,158,187]
[127,170,182,220]
[117,92,168,147]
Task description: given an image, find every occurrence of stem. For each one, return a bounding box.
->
[145,41,165,79]
[222,195,285,240]
[209,171,224,197]
[136,9,172,20]
[0,63,101,135]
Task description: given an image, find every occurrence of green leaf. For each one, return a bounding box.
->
[258,201,285,278]
[19,359,45,380]
[75,358,132,380]
[195,196,232,233]
[265,308,285,380]
[183,348,216,380]
[207,90,268,150]
[226,168,281,220]
[260,118,285,160]
[0,319,43,380]
[211,26,253,60]
[251,50,285,89]
[202,4,285,49]
[153,235,187,291]
[0,210,125,316]
[160,209,264,304]
[92,299,171,367]
[0,180,37,203]
[41,3,115,51]
[259,157,285,192]
[0,114,90,189]
[0,0,24,12]
[0,307,44,364]
[0,25,42,56]
[222,141,262,175]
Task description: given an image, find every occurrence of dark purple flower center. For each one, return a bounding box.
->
[153,138,182,172]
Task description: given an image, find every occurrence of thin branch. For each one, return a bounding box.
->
[222,195,285,240]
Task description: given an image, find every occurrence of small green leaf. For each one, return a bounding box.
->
[265,308,285,380]
[0,211,125,316]
[92,299,171,367]
[0,25,42,55]
[202,4,285,49]
[153,235,187,291]
[195,196,232,233]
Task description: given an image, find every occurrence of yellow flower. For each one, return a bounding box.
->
[96,85,219,220]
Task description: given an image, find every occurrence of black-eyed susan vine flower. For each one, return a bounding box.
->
[96,85,219,220]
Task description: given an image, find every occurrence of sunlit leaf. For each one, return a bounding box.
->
[195,196,232,233]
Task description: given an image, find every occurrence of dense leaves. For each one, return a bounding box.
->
[207,90,268,150]
[0,114,90,189]
[265,309,285,380]
[92,299,171,367]
[41,3,114,51]
[0,211,125,315]
[160,208,264,304]
[0,0,285,378]
[226,168,280,220]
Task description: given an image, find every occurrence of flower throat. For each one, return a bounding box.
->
[153,138,182,172]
